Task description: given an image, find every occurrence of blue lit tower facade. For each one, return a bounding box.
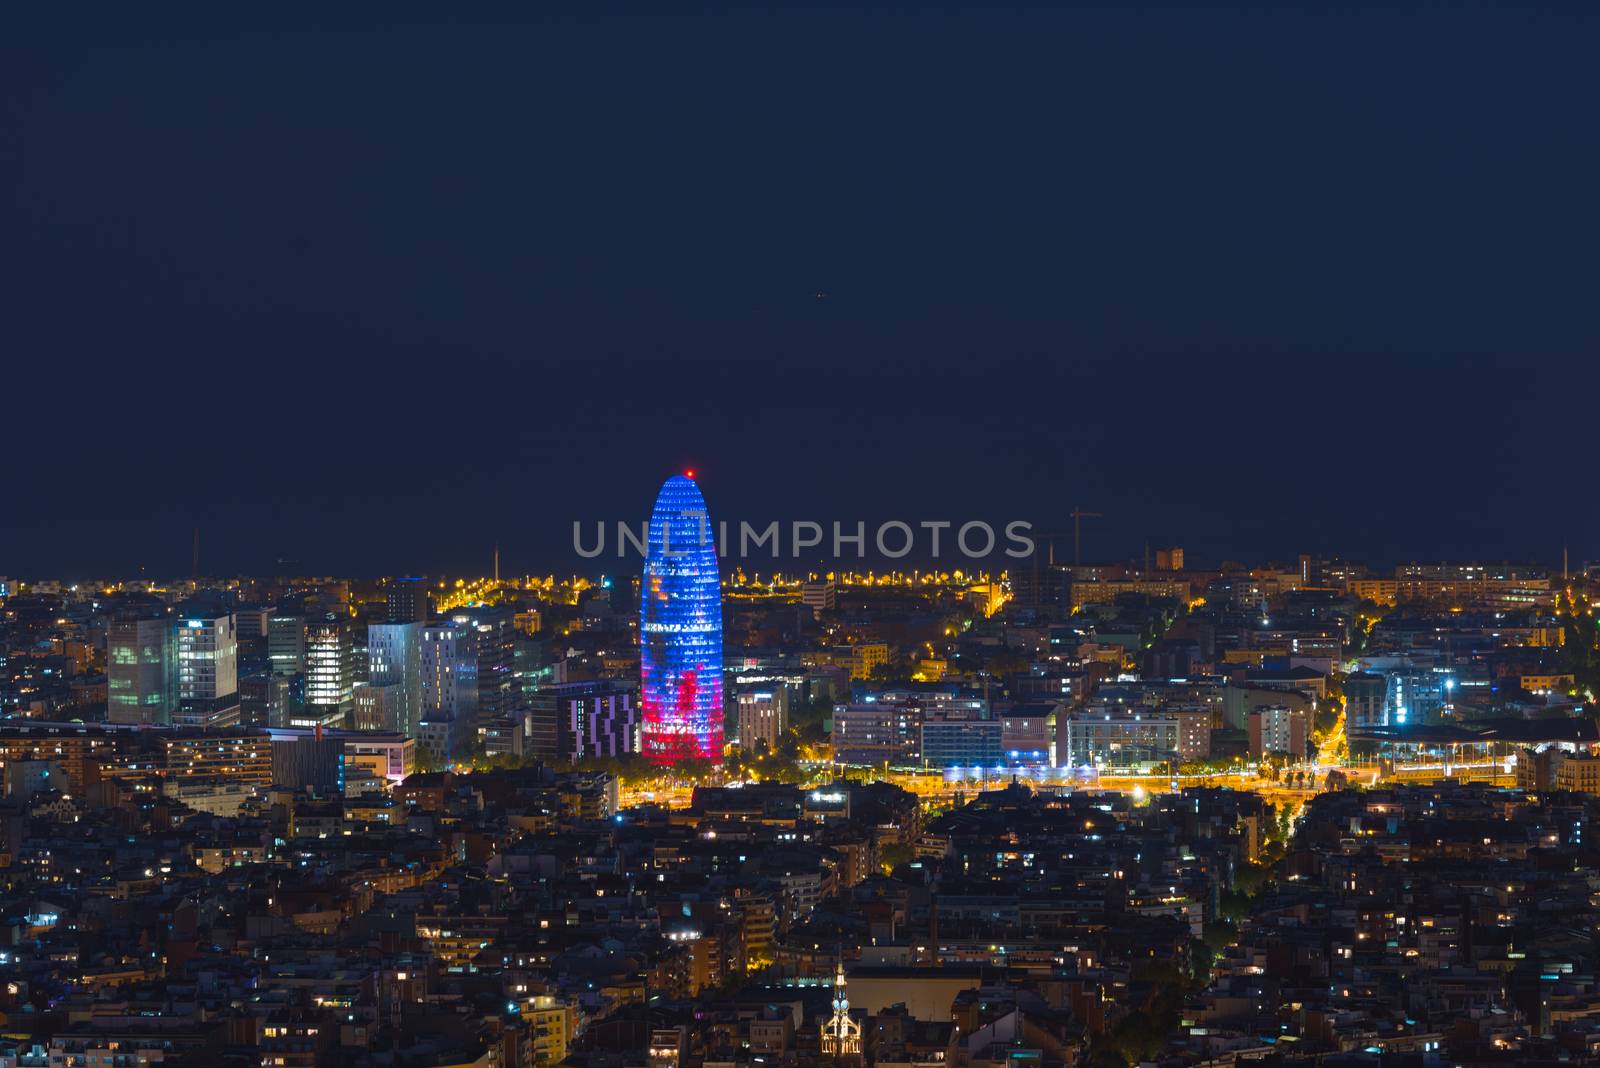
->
[640,473,724,764]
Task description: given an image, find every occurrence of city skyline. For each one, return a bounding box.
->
[4,525,1597,1065]
[2,7,1597,1067]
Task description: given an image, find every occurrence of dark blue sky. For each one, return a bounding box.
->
[2,4,1596,578]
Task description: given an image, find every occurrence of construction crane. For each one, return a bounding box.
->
[1070,506,1103,565]
[1010,506,1105,607]
[1021,508,1106,570]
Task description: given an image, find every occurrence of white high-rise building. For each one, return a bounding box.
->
[174,611,238,728]
[302,616,354,728]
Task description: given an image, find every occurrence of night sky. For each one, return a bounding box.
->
[3,5,1596,579]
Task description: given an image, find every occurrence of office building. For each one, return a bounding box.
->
[367,621,424,736]
[1355,657,1457,726]
[640,473,724,764]
[446,606,517,724]
[920,710,1002,768]
[271,731,344,793]
[419,622,478,759]
[239,671,292,728]
[303,616,354,727]
[521,690,562,761]
[385,577,432,623]
[174,611,239,729]
[476,717,523,760]
[832,702,920,767]
[267,612,305,676]
[1059,710,1181,769]
[352,682,398,732]
[106,615,176,725]
[234,605,274,640]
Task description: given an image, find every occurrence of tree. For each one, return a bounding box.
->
[1090,958,1190,1067]
[879,842,915,874]
[1188,937,1217,989]
[1314,697,1341,736]
[1201,919,1238,953]
[676,756,715,783]
[754,754,805,784]
[869,654,917,685]
[1232,861,1273,897]
[790,695,833,744]
[1089,1010,1168,1068]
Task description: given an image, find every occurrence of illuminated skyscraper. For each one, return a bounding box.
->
[640,473,724,764]
[173,609,239,729]
[303,615,354,728]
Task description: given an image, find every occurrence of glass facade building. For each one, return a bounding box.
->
[107,616,177,725]
[640,474,724,764]
[303,616,355,727]
[1060,711,1181,769]
[920,716,1003,768]
[367,621,424,736]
